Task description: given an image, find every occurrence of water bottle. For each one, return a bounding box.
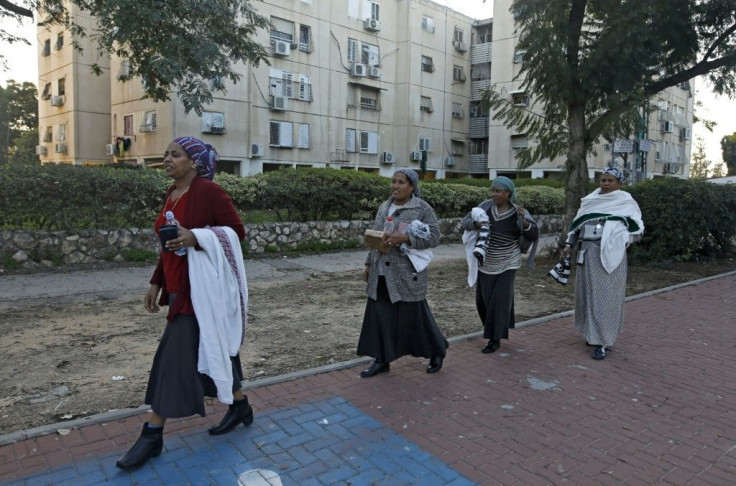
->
[164,211,187,256]
[383,216,395,235]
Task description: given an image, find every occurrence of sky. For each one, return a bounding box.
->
[1,0,734,168]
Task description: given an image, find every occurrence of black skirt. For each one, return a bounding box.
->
[357,277,448,363]
[144,313,244,419]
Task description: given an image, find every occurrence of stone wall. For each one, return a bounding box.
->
[0,215,565,270]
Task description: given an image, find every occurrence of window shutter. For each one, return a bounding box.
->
[279,122,293,147]
[298,123,310,148]
[346,129,357,152]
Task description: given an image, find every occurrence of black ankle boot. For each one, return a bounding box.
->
[116,422,163,470]
[208,396,254,436]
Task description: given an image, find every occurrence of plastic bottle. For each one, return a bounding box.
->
[164,210,187,256]
[383,216,395,235]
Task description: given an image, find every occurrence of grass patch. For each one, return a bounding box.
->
[1,254,20,271]
[121,248,158,263]
[293,239,361,253]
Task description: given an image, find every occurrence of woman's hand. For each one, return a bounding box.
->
[381,232,410,249]
[561,243,572,258]
[144,284,161,313]
[518,205,527,226]
[165,226,198,252]
[363,265,370,282]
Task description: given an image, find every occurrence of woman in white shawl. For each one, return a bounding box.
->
[563,167,644,360]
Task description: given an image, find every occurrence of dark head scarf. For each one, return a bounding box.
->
[172,136,218,181]
[491,176,517,202]
[395,168,422,198]
[603,166,626,183]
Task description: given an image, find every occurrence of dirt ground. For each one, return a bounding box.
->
[0,254,734,436]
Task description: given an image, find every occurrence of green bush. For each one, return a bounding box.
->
[627,178,736,262]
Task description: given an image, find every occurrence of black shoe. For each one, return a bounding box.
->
[116,422,163,470]
[592,345,606,360]
[427,356,443,374]
[209,397,254,436]
[481,340,500,354]
[360,361,390,378]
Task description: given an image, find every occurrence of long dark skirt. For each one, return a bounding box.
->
[357,277,448,363]
[145,313,244,419]
[476,269,517,341]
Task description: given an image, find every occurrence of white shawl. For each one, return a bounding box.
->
[569,188,644,273]
[188,227,248,404]
[463,207,490,287]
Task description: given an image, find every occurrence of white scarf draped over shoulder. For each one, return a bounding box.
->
[568,188,644,273]
[188,227,248,404]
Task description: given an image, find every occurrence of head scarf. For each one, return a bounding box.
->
[603,166,625,183]
[395,168,422,198]
[491,176,517,202]
[172,136,218,181]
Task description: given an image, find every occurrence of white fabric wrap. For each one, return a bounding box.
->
[188,227,248,404]
[462,207,490,287]
[402,220,434,272]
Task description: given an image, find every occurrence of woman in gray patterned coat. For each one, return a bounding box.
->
[357,169,448,377]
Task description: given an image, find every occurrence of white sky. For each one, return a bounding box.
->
[1,0,733,167]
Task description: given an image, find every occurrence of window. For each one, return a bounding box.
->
[56,123,67,142]
[57,78,66,96]
[453,65,466,82]
[420,96,433,113]
[270,16,295,44]
[511,135,529,151]
[298,74,312,101]
[475,25,492,44]
[42,39,50,57]
[368,1,380,21]
[270,68,294,97]
[299,25,313,52]
[450,139,465,156]
[297,123,310,148]
[123,114,134,136]
[346,129,378,154]
[41,83,52,100]
[55,33,63,50]
[513,50,526,64]
[270,121,293,147]
[421,55,434,73]
[202,111,224,134]
[43,127,53,142]
[347,38,358,63]
[512,91,529,107]
[141,110,158,132]
[117,60,130,81]
[210,76,225,90]
[360,88,379,111]
[469,102,485,118]
[471,63,490,81]
[361,43,380,66]
[418,137,431,152]
[452,102,464,118]
[421,16,435,33]
[470,140,488,155]
[453,27,464,43]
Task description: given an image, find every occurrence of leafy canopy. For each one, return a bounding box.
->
[0,79,38,165]
[1,0,271,114]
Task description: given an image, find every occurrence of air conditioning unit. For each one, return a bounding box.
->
[139,124,155,133]
[445,157,456,167]
[680,127,691,141]
[662,121,673,133]
[272,40,291,57]
[368,66,382,78]
[453,40,468,53]
[382,152,394,164]
[35,145,48,156]
[663,162,680,174]
[55,143,67,154]
[364,18,381,32]
[351,63,367,77]
[458,71,467,82]
[105,143,117,156]
[410,151,423,161]
[271,95,288,111]
[50,95,63,106]
[251,144,265,157]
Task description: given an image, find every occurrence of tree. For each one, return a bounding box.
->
[9,127,39,165]
[710,161,726,178]
[485,0,736,244]
[722,133,736,175]
[0,79,37,165]
[1,0,271,114]
[690,138,710,179]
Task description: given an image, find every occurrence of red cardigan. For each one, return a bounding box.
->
[150,176,245,321]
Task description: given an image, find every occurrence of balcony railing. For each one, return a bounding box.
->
[468,154,489,173]
[469,117,489,138]
[269,77,313,102]
[471,79,491,100]
[471,43,492,64]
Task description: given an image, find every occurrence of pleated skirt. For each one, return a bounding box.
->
[144,313,244,419]
[357,277,448,363]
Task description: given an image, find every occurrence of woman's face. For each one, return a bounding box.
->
[163,142,196,180]
[391,172,414,204]
[491,187,511,207]
[599,174,622,194]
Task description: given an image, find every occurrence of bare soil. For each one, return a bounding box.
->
[0,255,734,436]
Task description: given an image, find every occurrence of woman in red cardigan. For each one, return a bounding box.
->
[117,137,251,470]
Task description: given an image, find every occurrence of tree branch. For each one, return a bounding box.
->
[0,0,34,18]
[702,22,736,61]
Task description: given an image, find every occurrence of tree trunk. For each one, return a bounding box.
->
[559,102,589,248]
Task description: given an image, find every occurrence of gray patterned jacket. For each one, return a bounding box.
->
[365,196,441,303]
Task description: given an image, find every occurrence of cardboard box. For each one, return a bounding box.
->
[364,229,388,252]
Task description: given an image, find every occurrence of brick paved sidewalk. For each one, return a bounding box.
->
[2,274,735,485]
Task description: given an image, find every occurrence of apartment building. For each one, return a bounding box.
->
[488,0,694,180]
[36,4,111,165]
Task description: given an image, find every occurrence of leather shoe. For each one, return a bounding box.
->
[426,356,443,374]
[116,422,163,470]
[481,340,500,354]
[360,361,390,378]
[209,397,254,435]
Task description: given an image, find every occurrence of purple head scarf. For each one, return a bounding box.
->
[603,166,625,183]
[395,168,422,198]
[173,136,218,181]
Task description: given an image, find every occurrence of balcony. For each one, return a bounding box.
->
[469,117,489,138]
[269,77,313,102]
[471,43,492,64]
[468,154,489,173]
[471,79,491,100]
